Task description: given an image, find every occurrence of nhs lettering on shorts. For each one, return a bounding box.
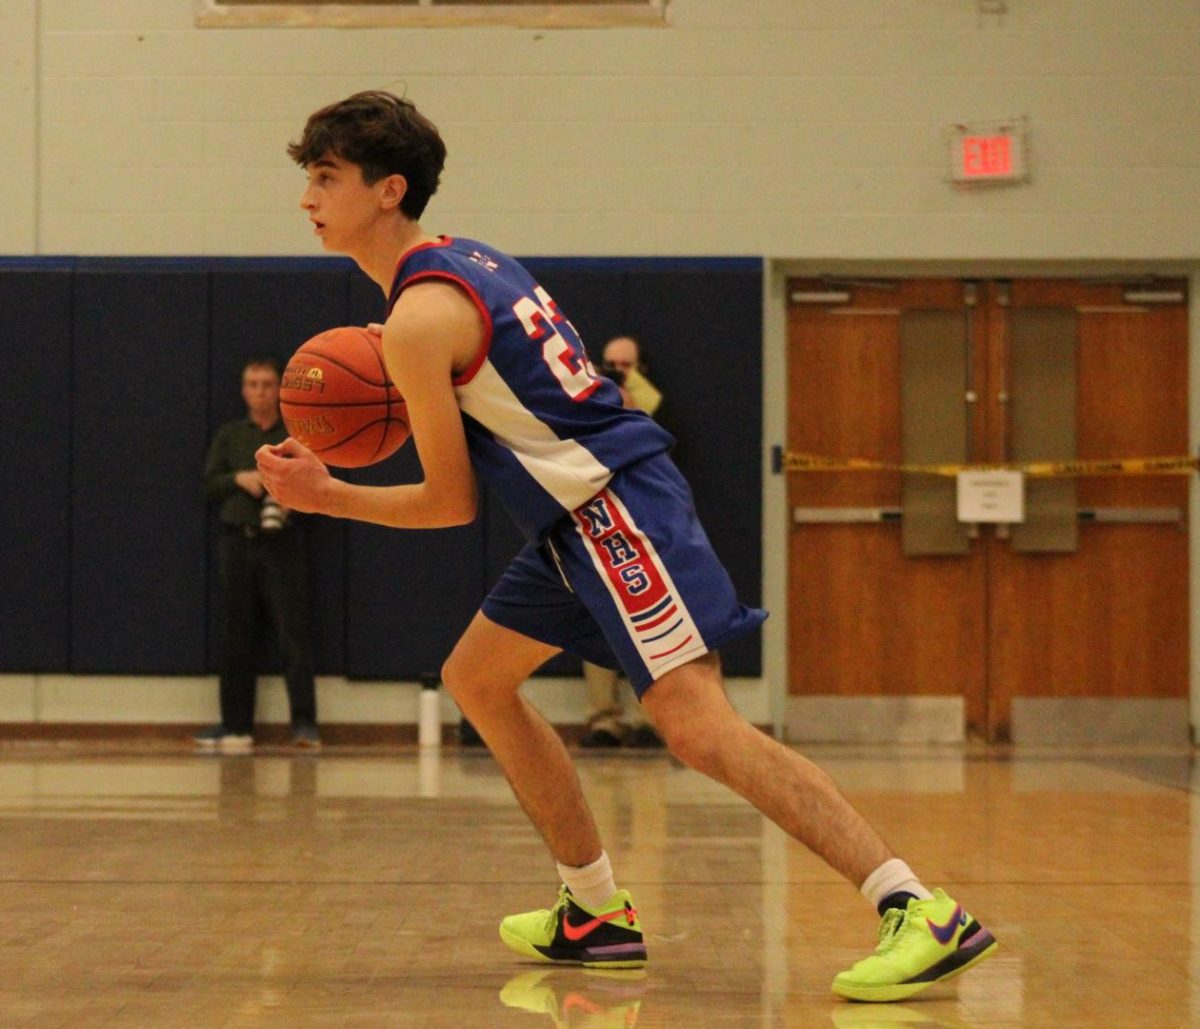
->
[572,491,705,677]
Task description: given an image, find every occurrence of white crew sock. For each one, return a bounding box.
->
[860,858,933,911]
[556,850,619,909]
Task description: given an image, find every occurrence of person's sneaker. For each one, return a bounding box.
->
[291,724,321,750]
[831,889,997,1003]
[500,886,647,968]
[623,725,664,749]
[195,726,254,754]
[218,733,254,755]
[579,726,623,748]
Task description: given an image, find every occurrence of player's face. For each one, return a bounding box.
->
[299,154,380,252]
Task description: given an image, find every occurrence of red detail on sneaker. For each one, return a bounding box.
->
[926,905,966,945]
[562,907,636,942]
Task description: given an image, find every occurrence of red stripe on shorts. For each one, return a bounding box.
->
[572,490,668,619]
[649,634,694,661]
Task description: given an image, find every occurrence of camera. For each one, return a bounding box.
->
[601,361,626,388]
[260,494,286,532]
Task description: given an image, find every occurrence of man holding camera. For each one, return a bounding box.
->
[199,356,320,753]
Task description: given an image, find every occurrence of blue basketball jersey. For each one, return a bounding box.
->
[387,237,675,540]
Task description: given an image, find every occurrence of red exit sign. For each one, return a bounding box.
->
[947,120,1028,184]
[961,135,1012,177]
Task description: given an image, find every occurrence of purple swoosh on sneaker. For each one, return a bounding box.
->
[586,943,647,956]
[926,905,967,945]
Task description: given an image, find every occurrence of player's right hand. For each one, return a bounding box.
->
[255,438,331,514]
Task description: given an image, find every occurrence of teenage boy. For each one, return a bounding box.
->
[256,91,996,1002]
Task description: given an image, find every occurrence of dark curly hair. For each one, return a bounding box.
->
[288,91,446,219]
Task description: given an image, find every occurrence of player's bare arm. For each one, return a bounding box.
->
[256,281,479,529]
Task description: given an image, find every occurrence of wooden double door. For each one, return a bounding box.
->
[786,278,1189,741]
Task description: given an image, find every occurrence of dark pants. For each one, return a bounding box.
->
[218,526,317,734]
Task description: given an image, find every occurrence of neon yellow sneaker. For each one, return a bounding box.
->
[500,886,648,968]
[832,889,997,1002]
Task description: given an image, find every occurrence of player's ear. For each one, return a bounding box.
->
[379,174,409,211]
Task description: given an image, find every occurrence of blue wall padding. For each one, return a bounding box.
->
[1,272,73,671]
[0,258,762,682]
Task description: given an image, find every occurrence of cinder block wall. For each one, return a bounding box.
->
[2,1,1196,258]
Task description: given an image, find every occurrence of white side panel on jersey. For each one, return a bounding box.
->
[457,361,614,511]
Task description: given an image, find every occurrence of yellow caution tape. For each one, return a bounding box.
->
[782,452,1200,478]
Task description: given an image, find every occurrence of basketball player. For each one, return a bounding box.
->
[255,91,997,1002]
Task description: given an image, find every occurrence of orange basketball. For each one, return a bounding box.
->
[280,326,410,468]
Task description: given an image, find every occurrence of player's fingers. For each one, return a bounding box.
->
[254,445,289,474]
[366,322,385,335]
[267,438,305,459]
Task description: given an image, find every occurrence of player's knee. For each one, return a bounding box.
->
[441,653,499,711]
[440,653,475,705]
[658,717,724,774]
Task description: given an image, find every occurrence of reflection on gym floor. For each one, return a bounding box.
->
[0,743,1192,1027]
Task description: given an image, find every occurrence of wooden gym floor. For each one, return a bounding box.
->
[0,740,1193,1027]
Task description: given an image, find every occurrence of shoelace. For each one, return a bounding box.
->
[874,908,910,954]
[546,885,571,934]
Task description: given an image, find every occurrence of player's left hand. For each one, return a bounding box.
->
[255,438,331,513]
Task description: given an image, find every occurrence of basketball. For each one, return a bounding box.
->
[280,326,410,468]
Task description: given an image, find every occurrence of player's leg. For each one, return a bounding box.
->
[557,455,995,996]
[643,654,891,883]
[642,657,996,1000]
[442,610,600,868]
[444,611,647,968]
[620,677,662,748]
[454,543,649,968]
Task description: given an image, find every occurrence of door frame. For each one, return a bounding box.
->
[763,259,1200,743]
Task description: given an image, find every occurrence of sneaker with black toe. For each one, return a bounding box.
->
[579,720,624,748]
[291,724,321,750]
[623,725,663,749]
[500,886,647,968]
[832,889,997,1003]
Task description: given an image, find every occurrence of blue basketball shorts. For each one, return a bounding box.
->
[481,453,767,697]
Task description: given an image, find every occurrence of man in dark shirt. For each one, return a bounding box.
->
[199,356,319,753]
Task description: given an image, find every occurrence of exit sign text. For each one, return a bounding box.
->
[960,135,1012,177]
[946,119,1028,185]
